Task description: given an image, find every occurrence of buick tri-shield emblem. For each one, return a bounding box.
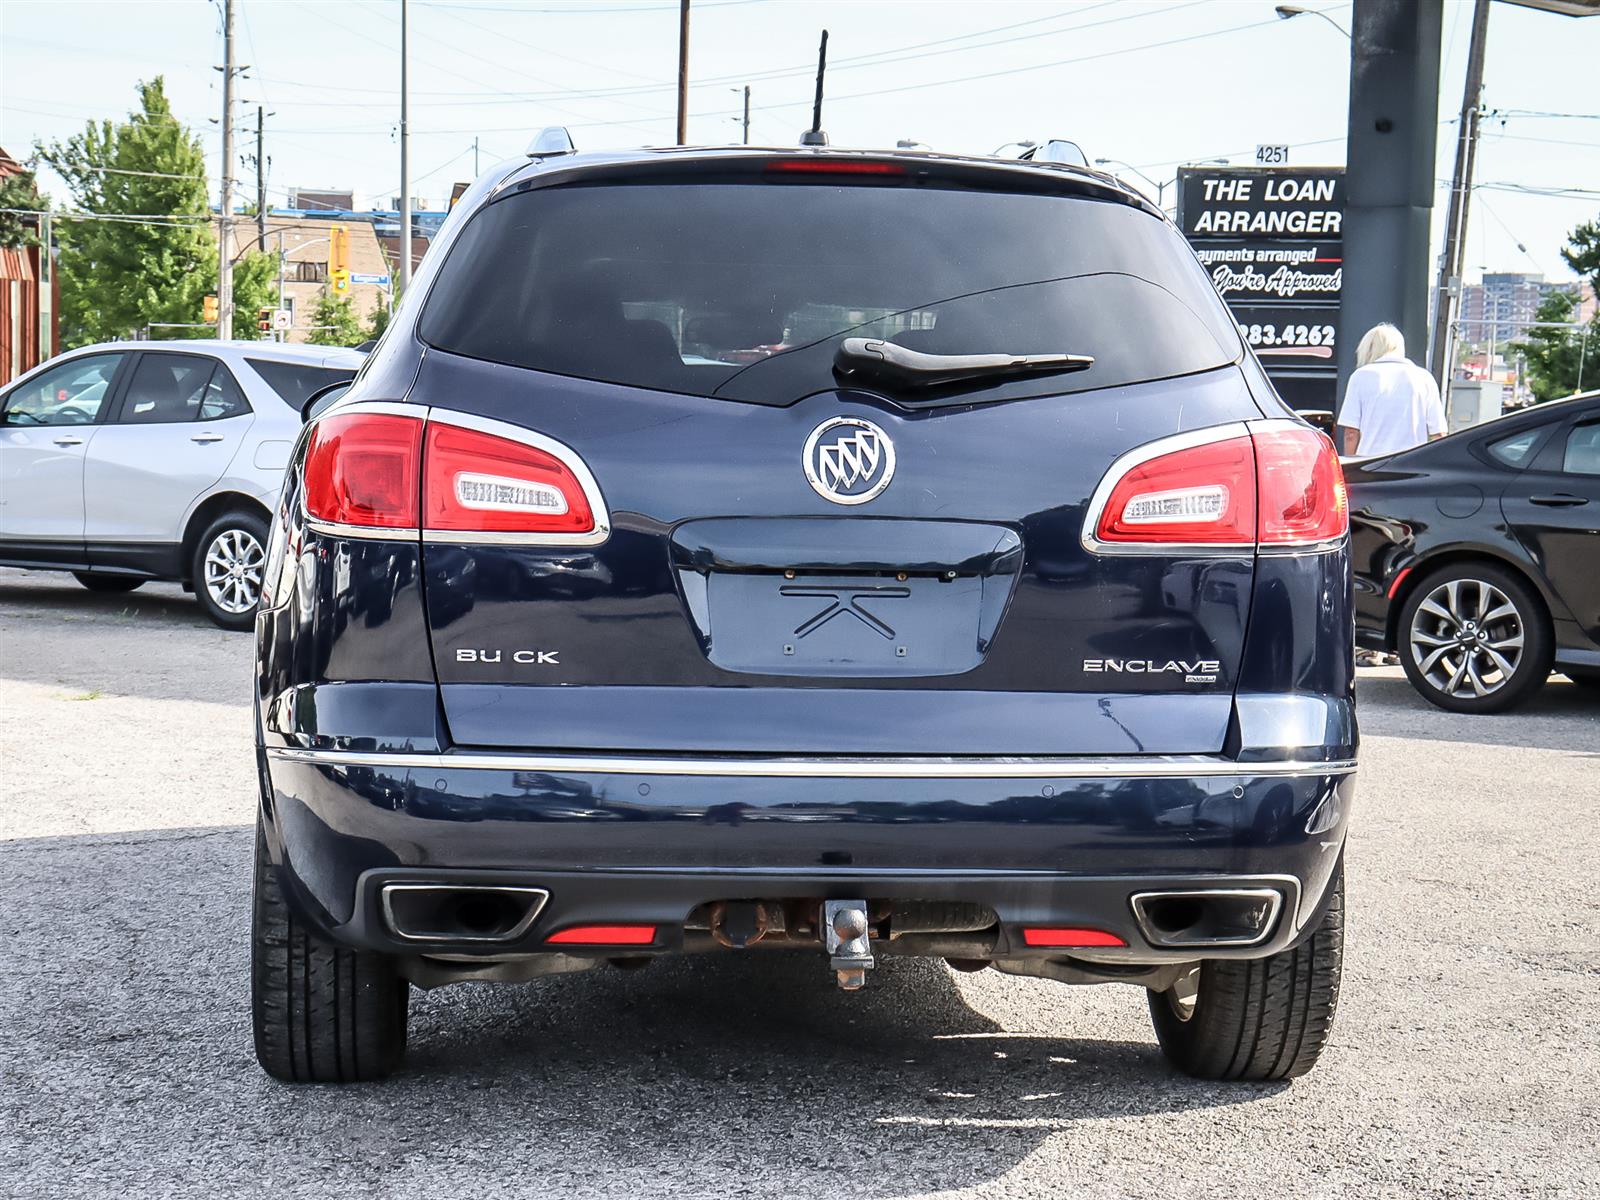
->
[803,417,896,506]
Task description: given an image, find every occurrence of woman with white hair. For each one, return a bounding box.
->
[1337,323,1448,457]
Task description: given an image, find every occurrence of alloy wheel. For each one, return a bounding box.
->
[1408,577,1524,701]
[203,527,266,615]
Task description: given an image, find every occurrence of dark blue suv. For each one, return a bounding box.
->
[252,146,1355,1083]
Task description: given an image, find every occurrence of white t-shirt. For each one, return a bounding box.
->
[1338,354,1447,457]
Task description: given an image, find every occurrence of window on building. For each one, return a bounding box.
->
[293,261,328,284]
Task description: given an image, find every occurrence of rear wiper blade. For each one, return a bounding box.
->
[832,337,1094,390]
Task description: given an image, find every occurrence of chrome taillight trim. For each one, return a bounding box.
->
[1080,418,1348,557]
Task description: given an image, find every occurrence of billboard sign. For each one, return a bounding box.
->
[1177,166,1345,410]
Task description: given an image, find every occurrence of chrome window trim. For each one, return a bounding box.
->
[267,746,1357,780]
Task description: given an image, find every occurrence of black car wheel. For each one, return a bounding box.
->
[252,822,409,1083]
[1397,562,1552,714]
[191,511,269,631]
[72,573,144,593]
[1149,867,1343,1082]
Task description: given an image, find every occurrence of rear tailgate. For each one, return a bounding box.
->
[415,353,1258,755]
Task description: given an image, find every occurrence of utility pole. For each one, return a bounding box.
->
[1430,0,1491,392]
[255,105,267,253]
[277,231,286,343]
[399,0,412,293]
[676,0,690,145]
[217,0,236,340]
[473,136,480,176]
[741,85,750,145]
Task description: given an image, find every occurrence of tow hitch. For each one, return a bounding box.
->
[823,899,875,990]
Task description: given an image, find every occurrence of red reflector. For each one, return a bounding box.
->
[1254,427,1348,544]
[423,422,595,535]
[765,158,906,176]
[1022,927,1127,948]
[1096,434,1257,545]
[544,924,657,946]
[303,413,422,529]
[1387,565,1412,600]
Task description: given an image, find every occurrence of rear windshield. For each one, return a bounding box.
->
[419,181,1241,406]
[245,359,357,410]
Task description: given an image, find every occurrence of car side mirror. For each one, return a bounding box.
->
[302,382,351,423]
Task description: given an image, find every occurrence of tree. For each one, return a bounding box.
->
[1560,213,1600,295]
[306,290,364,346]
[1512,290,1598,403]
[364,300,391,342]
[36,78,276,346]
[0,160,47,248]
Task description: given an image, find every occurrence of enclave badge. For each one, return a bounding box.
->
[804,417,896,506]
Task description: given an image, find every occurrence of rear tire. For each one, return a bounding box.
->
[1149,868,1343,1081]
[1396,562,1552,714]
[191,510,269,631]
[1564,669,1600,691]
[251,822,409,1082]
[72,573,143,593]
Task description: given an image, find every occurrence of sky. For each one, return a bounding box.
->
[2,0,1597,284]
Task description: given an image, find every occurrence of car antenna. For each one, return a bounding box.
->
[798,30,829,146]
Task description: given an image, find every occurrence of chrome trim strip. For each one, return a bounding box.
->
[379,883,549,944]
[306,518,419,541]
[1129,885,1288,949]
[267,747,1357,780]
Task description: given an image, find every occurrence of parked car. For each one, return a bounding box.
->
[0,341,364,628]
[252,144,1355,1085]
[1346,389,1600,712]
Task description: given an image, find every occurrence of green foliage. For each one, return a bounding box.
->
[0,164,47,247]
[35,78,276,346]
[364,301,391,342]
[231,251,280,339]
[1560,214,1600,295]
[1512,290,1600,403]
[306,290,364,346]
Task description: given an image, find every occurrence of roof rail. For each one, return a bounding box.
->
[526,127,576,158]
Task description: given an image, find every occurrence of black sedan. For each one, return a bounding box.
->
[1346,390,1600,713]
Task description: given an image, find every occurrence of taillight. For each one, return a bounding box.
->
[423,421,596,536]
[1253,427,1348,544]
[303,413,422,529]
[1094,434,1257,545]
[1089,423,1348,551]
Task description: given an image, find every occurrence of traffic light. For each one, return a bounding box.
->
[258,307,273,333]
[331,268,350,294]
[329,225,349,275]
[203,295,219,323]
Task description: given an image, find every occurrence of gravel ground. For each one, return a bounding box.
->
[2,567,1597,1200]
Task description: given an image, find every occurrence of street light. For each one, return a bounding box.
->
[1094,157,1167,206]
[1274,5,1351,38]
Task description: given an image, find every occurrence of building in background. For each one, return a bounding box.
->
[0,145,55,384]
[287,186,355,213]
[218,212,390,343]
[1457,272,1576,345]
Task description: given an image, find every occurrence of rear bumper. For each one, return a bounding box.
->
[260,747,1354,964]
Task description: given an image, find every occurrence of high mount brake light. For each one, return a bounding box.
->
[765,159,906,176]
[302,410,603,539]
[424,422,595,536]
[303,413,422,529]
[1091,425,1347,550]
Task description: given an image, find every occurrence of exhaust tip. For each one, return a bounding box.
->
[380,883,549,944]
[1130,888,1284,948]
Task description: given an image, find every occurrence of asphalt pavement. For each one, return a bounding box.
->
[2,567,1597,1200]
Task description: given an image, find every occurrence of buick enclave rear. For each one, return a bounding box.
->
[252,147,1354,1083]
